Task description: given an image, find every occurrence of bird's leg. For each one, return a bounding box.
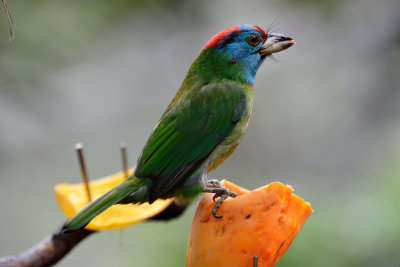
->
[205,180,238,218]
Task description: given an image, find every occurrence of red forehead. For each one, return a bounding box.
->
[204,25,266,49]
[251,24,266,37]
[204,26,240,49]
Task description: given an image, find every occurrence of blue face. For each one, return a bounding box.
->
[214,24,266,85]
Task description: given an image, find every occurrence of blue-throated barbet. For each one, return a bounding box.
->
[62,24,294,233]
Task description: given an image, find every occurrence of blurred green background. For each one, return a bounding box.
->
[1,0,399,266]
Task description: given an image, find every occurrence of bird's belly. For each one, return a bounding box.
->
[207,108,252,172]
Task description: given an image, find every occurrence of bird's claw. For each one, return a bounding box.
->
[213,194,218,202]
[205,180,238,218]
[207,179,223,189]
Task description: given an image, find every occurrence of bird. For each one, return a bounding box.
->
[62,24,294,233]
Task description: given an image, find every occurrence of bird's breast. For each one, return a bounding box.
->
[207,91,254,172]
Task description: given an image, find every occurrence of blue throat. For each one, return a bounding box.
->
[214,46,264,86]
[212,25,266,85]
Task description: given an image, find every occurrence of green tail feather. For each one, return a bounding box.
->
[62,175,152,233]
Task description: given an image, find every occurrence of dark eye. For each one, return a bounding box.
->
[246,34,261,47]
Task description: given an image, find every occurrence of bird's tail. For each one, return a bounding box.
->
[62,175,152,233]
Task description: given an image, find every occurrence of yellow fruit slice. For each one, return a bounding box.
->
[55,168,173,231]
[186,180,313,267]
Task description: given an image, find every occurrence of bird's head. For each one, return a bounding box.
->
[202,24,294,85]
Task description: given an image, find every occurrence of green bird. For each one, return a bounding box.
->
[62,24,294,233]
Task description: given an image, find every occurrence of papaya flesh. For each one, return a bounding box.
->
[186,180,313,267]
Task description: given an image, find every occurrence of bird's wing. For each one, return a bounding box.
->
[134,81,248,202]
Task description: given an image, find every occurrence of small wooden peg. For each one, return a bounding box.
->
[75,143,92,202]
[120,142,129,179]
[253,255,258,267]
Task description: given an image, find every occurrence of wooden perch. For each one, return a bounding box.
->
[0,201,186,267]
[0,228,94,267]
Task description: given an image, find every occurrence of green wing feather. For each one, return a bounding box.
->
[134,81,248,202]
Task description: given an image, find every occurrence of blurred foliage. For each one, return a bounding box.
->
[0,0,204,85]
[287,0,343,13]
[277,158,400,267]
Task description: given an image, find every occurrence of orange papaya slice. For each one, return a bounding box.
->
[186,180,312,267]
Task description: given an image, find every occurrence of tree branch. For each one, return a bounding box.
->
[0,228,94,267]
[0,201,186,267]
[1,0,14,40]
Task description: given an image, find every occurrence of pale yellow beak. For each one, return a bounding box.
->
[260,33,295,55]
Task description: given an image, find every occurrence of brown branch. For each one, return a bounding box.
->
[1,0,14,40]
[0,201,186,267]
[0,228,94,267]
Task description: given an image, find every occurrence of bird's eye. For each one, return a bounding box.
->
[246,34,262,47]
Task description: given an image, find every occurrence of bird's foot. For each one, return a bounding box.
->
[206,179,224,189]
[205,180,238,218]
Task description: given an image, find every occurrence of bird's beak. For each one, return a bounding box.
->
[260,33,295,55]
